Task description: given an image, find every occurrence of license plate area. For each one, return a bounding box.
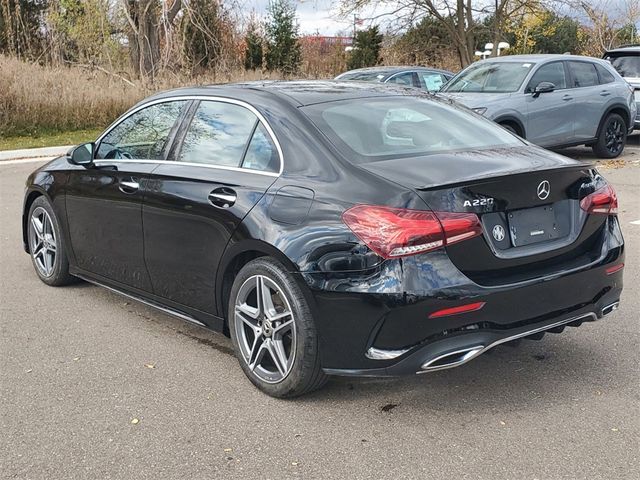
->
[508,203,570,247]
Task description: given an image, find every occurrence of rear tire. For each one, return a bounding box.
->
[592,113,627,159]
[27,196,76,286]
[500,122,522,137]
[228,257,327,398]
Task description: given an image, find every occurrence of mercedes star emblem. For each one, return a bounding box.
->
[537,180,550,200]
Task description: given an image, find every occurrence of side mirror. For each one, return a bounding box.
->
[67,142,95,166]
[532,81,556,98]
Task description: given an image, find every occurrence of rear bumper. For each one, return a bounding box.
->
[323,300,620,377]
[303,217,624,376]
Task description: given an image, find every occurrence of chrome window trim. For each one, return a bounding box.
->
[94,95,284,177]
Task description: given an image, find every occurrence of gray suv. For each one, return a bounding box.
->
[604,45,640,129]
[440,54,637,158]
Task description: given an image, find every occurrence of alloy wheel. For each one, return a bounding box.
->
[29,207,57,277]
[605,119,624,154]
[233,275,296,384]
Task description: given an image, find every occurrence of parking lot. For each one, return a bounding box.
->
[1,145,638,479]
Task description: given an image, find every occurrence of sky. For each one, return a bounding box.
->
[243,0,640,36]
[243,0,398,36]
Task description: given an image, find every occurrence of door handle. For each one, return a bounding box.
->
[118,179,139,194]
[208,187,237,208]
[600,90,611,96]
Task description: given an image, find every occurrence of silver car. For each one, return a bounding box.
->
[440,54,637,158]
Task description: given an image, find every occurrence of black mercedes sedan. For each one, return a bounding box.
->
[23,81,624,397]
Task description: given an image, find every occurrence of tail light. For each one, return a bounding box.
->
[342,205,482,259]
[580,184,618,215]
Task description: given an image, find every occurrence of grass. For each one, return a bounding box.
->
[0,128,103,151]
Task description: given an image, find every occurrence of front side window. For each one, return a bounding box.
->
[568,61,599,88]
[302,97,523,163]
[179,101,257,167]
[96,101,187,160]
[443,61,535,93]
[526,62,567,92]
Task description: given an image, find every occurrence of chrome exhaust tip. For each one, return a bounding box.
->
[601,301,620,316]
[420,346,485,372]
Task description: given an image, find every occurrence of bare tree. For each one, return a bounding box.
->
[340,0,544,68]
[564,0,639,51]
[120,0,182,80]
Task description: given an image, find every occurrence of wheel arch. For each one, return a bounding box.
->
[494,116,526,138]
[22,187,48,253]
[216,239,301,333]
[595,104,631,139]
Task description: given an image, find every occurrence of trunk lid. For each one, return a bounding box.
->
[359,146,607,284]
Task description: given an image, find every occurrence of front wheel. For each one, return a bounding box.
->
[592,113,627,159]
[228,257,327,398]
[27,196,76,286]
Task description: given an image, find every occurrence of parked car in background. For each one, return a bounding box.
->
[439,54,637,158]
[603,45,640,129]
[335,66,454,92]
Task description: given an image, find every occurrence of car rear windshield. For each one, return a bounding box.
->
[302,97,523,163]
[337,71,386,82]
[605,53,640,77]
[443,61,535,93]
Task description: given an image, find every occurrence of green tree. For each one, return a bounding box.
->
[244,20,263,70]
[47,0,117,65]
[265,0,300,75]
[347,25,382,69]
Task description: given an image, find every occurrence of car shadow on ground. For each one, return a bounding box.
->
[141,294,618,414]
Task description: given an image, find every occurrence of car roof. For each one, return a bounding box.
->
[604,46,640,54]
[144,80,429,108]
[338,66,454,78]
[476,54,603,63]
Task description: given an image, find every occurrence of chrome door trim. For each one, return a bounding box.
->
[94,94,285,177]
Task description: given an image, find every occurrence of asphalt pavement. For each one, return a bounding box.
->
[1,146,639,479]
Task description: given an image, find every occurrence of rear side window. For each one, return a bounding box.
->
[302,97,522,163]
[179,101,257,167]
[526,62,567,92]
[596,64,616,84]
[387,72,416,87]
[242,123,279,173]
[605,54,640,77]
[568,61,599,88]
[96,101,187,160]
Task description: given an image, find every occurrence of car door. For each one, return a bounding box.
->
[523,61,575,146]
[65,100,189,291]
[142,99,280,316]
[566,60,603,141]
